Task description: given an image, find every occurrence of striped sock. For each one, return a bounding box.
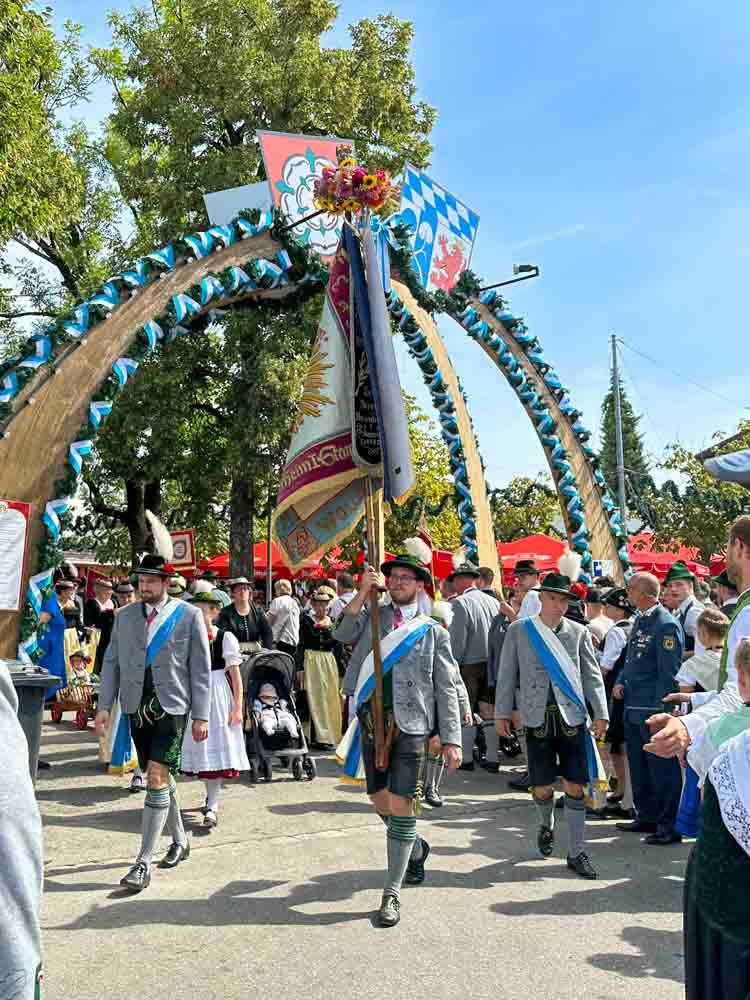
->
[385,816,417,900]
[565,794,586,857]
[137,786,170,868]
[166,775,187,848]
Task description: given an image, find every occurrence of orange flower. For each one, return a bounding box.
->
[361,174,378,190]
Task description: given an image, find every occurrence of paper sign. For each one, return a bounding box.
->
[203,181,272,226]
[0,500,31,611]
[257,130,354,257]
[170,529,196,570]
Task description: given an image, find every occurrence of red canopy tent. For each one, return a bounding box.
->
[627,532,709,580]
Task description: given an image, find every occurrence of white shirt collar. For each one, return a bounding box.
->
[145,594,170,613]
[394,601,419,621]
[640,602,660,617]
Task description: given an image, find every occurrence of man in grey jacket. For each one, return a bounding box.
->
[1,667,43,999]
[448,563,501,770]
[335,555,462,928]
[96,554,211,893]
[496,572,608,879]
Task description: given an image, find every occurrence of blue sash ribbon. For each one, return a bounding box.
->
[146,602,187,667]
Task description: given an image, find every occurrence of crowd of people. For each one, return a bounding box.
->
[9,516,750,991]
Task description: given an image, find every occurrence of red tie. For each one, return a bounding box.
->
[146,606,158,630]
[392,606,403,630]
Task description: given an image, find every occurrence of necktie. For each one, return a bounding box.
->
[146,606,158,630]
[392,606,403,630]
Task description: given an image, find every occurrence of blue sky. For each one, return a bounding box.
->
[55,0,750,486]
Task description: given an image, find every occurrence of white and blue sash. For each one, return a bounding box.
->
[336,614,436,783]
[145,599,188,668]
[522,616,607,790]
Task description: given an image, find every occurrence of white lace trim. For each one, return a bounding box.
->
[709,731,750,859]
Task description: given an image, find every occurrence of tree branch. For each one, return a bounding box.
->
[86,477,128,525]
[192,401,229,424]
[0,310,58,319]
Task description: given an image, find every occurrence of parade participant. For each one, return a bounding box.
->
[0,666,44,998]
[335,556,462,927]
[181,591,248,829]
[663,561,704,657]
[267,578,300,657]
[599,588,635,817]
[218,577,273,654]
[115,581,137,607]
[585,587,613,648]
[329,572,357,620]
[448,563,500,770]
[84,578,115,674]
[167,575,188,599]
[613,572,684,844]
[683,726,750,998]
[645,516,750,761]
[38,579,77,697]
[675,608,729,694]
[95,554,211,893]
[478,566,501,602]
[496,571,608,879]
[485,599,523,771]
[716,568,739,616]
[500,559,541,620]
[296,587,342,751]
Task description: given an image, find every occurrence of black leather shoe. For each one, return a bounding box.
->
[508,772,531,791]
[616,820,657,833]
[377,892,401,927]
[120,862,151,893]
[567,852,597,879]
[405,839,430,885]
[644,831,683,846]
[459,761,475,772]
[537,825,554,857]
[481,761,501,773]
[424,787,443,808]
[160,840,190,869]
[604,804,635,820]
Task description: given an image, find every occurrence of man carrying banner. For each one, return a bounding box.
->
[495,571,609,879]
[335,555,462,927]
[95,555,211,893]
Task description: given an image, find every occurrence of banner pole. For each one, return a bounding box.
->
[365,476,387,769]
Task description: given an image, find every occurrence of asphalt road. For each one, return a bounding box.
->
[38,722,687,1000]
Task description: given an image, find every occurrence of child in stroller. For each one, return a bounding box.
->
[244,650,316,783]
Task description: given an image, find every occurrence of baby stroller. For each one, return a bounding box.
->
[244,650,316,783]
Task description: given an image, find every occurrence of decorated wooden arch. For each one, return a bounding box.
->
[0,209,627,662]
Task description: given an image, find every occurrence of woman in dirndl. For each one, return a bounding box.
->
[181,591,249,828]
[295,587,342,751]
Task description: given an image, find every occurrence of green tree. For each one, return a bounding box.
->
[78,0,436,567]
[599,373,653,513]
[489,475,562,542]
[646,422,750,563]
[384,396,462,553]
[0,3,87,246]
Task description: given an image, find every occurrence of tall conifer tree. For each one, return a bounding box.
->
[599,374,653,514]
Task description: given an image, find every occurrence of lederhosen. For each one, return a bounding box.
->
[129,603,187,773]
[605,620,632,753]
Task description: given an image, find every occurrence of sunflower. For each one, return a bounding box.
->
[338,156,356,169]
[361,174,378,190]
[342,198,361,212]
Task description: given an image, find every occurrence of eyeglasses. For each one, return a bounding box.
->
[388,573,418,583]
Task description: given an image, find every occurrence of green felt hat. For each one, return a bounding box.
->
[537,572,575,598]
[382,554,432,585]
[664,560,694,584]
[189,590,222,606]
[714,569,736,589]
[447,562,481,583]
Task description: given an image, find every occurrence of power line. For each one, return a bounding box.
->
[618,337,750,411]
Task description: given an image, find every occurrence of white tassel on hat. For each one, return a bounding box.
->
[452,546,468,570]
[558,549,582,582]
[145,509,174,560]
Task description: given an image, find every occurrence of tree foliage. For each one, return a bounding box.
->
[599,373,653,514]
[646,422,750,563]
[489,475,562,542]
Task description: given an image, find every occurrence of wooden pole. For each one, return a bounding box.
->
[364,476,387,769]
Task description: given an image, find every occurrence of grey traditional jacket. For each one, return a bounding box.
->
[335,605,462,747]
[99,598,212,720]
[448,586,499,665]
[495,616,608,727]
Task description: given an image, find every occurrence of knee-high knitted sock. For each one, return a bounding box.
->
[533,793,555,831]
[385,816,417,900]
[379,812,422,861]
[482,721,499,763]
[565,794,586,857]
[166,774,187,847]
[461,724,475,764]
[136,787,170,868]
[204,778,223,812]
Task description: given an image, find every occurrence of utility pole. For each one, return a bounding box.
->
[611,333,628,525]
